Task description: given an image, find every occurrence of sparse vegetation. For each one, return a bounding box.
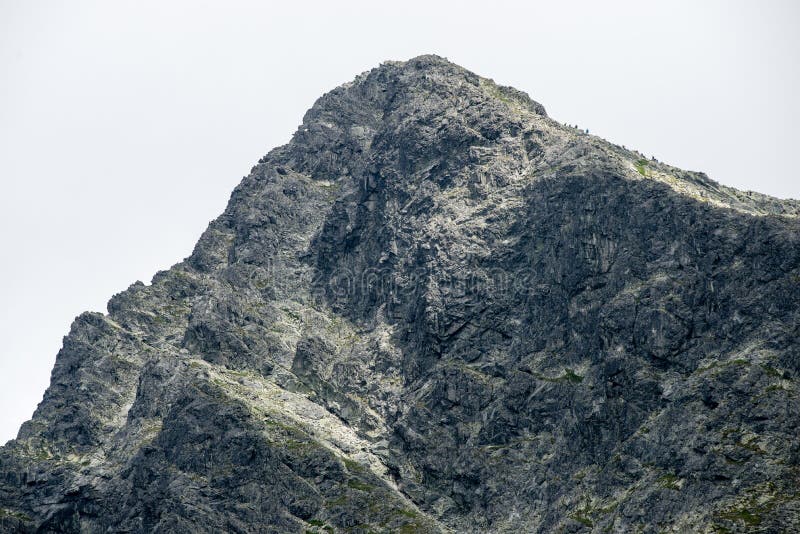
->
[562,368,584,383]
[570,512,594,528]
[718,508,761,527]
[0,508,32,522]
[658,473,681,490]
[532,368,585,384]
[347,479,374,492]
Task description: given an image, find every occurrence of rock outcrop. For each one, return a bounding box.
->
[1,55,799,533]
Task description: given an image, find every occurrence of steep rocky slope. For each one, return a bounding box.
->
[1,55,799,533]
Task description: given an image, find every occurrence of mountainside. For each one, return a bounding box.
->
[2,55,800,533]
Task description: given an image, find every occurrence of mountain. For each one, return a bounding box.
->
[2,55,799,533]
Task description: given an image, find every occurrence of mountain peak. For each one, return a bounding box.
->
[296,53,547,144]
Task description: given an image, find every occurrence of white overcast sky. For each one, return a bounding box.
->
[1,0,799,444]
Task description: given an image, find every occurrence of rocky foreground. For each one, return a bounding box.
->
[1,55,799,533]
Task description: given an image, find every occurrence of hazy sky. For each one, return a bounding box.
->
[1,0,798,444]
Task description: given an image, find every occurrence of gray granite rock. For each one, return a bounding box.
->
[2,55,799,533]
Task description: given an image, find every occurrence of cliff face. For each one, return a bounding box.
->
[2,55,799,533]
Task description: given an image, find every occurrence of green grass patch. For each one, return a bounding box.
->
[324,495,348,507]
[570,513,594,528]
[719,509,761,526]
[562,368,584,383]
[761,364,787,379]
[0,508,32,522]
[531,368,584,384]
[658,473,681,490]
[342,457,365,473]
[347,479,374,492]
[736,438,766,455]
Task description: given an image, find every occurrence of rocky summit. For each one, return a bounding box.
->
[2,55,799,533]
